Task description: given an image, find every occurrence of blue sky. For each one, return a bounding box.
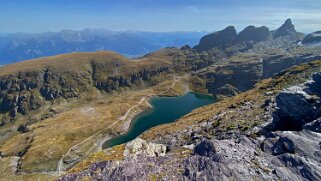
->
[1,0,321,33]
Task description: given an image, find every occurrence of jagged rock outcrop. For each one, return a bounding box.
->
[190,19,315,98]
[194,19,304,53]
[270,72,321,131]
[273,19,297,38]
[193,139,216,157]
[194,26,237,51]
[261,130,321,181]
[194,25,271,52]
[59,131,321,180]
[302,31,321,44]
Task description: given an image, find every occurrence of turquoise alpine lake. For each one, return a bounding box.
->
[102,92,216,149]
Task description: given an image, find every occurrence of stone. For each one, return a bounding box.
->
[272,85,321,131]
[261,138,277,153]
[193,139,216,157]
[273,167,301,181]
[272,137,295,155]
[303,118,321,133]
[274,153,303,167]
[124,138,167,157]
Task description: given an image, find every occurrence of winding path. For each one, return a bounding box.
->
[56,75,183,175]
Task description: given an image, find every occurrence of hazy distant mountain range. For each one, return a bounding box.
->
[0,29,207,65]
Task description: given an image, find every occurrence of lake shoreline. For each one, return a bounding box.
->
[102,91,216,149]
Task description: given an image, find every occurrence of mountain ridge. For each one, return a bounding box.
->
[0,30,207,65]
[1,19,321,180]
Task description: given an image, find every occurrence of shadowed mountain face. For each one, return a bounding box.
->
[236,25,270,43]
[273,18,297,38]
[194,26,237,51]
[0,30,207,65]
[194,19,304,52]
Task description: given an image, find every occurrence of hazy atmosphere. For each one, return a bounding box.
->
[1,0,321,33]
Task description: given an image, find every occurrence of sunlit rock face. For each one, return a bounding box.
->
[124,138,167,157]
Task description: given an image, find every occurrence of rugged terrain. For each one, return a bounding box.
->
[59,60,321,181]
[1,19,321,180]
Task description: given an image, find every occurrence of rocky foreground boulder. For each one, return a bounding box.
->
[193,139,216,157]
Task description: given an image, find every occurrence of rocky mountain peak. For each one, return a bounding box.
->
[194,26,237,51]
[273,18,297,38]
[236,25,270,43]
[284,18,293,25]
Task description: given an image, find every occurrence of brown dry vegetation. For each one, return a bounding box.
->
[0,50,175,77]
[0,71,187,179]
[0,156,55,181]
[67,144,125,174]
[0,48,196,180]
